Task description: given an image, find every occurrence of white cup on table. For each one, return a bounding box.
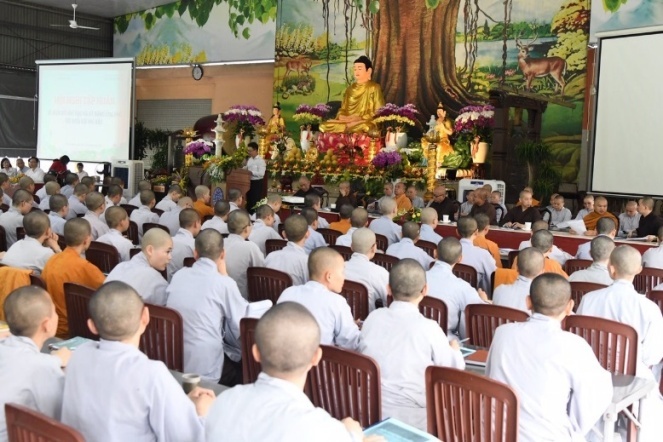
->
[524,222,532,231]
[442,215,449,223]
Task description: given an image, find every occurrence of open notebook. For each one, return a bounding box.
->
[364,417,440,441]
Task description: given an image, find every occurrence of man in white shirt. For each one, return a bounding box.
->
[227,188,243,213]
[543,194,572,227]
[75,162,88,180]
[167,208,200,281]
[419,207,443,244]
[304,193,330,229]
[568,236,614,286]
[106,228,172,305]
[61,281,213,441]
[167,228,249,385]
[24,157,45,183]
[427,237,489,339]
[618,200,640,238]
[159,197,193,236]
[456,216,496,293]
[225,210,265,299]
[201,200,230,234]
[0,286,70,441]
[97,206,134,262]
[130,189,159,239]
[154,184,182,212]
[1,211,62,273]
[369,197,401,247]
[38,181,59,211]
[518,220,573,266]
[244,141,267,212]
[15,158,28,175]
[493,247,545,313]
[642,225,663,269]
[360,259,465,431]
[59,173,79,199]
[335,207,369,247]
[205,302,367,441]
[66,183,88,220]
[574,194,594,220]
[82,192,109,240]
[248,204,282,255]
[344,228,389,312]
[264,214,310,286]
[0,189,33,247]
[576,217,616,260]
[278,247,360,349]
[47,194,68,236]
[0,174,11,207]
[127,180,152,207]
[487,274,613,441]
[302,207,327,253]
[386,221,434,269]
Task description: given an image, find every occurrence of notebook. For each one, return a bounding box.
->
[48,336,93,351]
[364,417,441,441]
[464,348,489,367]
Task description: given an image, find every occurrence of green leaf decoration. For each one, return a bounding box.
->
[425,0,440,9]
[144,12,155,30]
[178,0,189,16]
[114,15,129,34]
[603,0,628,13]
[237,15,245,26]
[369,0,379,14]
[242,27,251,39]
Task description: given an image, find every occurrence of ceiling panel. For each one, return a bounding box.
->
[12,0,177,18]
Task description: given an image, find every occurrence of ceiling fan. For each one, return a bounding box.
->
[50,3,99,30]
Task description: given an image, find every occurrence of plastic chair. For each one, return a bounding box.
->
[139,303,184,371]
[317,228,342,246]
[374,233,388,252]
[305,345,381,428]
[28,274,46,290]
[126,220,139,245]
[563,315,638,375]
[63,283,98,340]
[120,204,138,216]
[419,296,448,335]
[564,258,592,276]
[425,366,519,441]
[143,222,170,235]
[240,317,260,384]
[0,225,6,252]
[246,267,292,304]
[265,239,287,256]
[415,240,437,259]
[465,304,529,347]
[86,241,120,274]
[5,403,85,442]
[633,267,663,295]
[202,214,214,224]
[151,207,164,217]
[371,253,399,272]
[569,282,607,312]
[183,257,196,268]
[16,227,25,241]
[647,290,663,316]
[0,203,8,213]
[507,250,519,268]
[340,280,369,321]
[330,245,353,261]
[453,263,478,288]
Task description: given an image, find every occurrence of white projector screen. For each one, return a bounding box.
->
[591,29,663,197]
[36,59,134,162]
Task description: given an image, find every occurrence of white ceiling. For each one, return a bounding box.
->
[21,0,177,18]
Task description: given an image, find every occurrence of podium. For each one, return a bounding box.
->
[208,168,251,206]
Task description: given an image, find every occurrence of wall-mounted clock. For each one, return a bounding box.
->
[192,64,204,81]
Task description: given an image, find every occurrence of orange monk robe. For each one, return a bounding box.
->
[193,199,214,219]
[493,268,518,290]
[473,235,503,268]
[511,256,568,278]
[395,194,413,211]
[582,211,619,231]
[42,248,106,338]
[329,218,351,234]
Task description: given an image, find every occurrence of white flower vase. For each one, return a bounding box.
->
[396,132,408,150]
[300,130,311,152]
[473,142,489,164]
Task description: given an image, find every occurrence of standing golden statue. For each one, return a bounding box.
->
[434,103,454,165]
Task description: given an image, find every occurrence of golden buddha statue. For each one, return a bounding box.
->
[266,102,285,134]
[319,56,385,134]
[434,103,454,165]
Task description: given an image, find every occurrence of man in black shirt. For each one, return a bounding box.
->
[427,186,457,221]
[293,176,319,198]
[469,188,498,225]
[633,197,663,239]
[501,189,542,228]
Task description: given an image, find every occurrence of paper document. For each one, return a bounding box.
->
[246,300,273,318]
[557,219,586,233]
[364,418,441,441]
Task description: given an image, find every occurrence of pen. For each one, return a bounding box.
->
[458,338,470,344]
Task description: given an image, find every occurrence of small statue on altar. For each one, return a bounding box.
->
[470,135,481,158]
[300,124,313,152]
[305,145,319,163]
[267,102,285,134]
[435,103,454,165]
[319,56,385,134]
[235,128,245,149]
[383,126,403,152]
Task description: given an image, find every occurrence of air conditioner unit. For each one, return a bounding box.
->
[111,160,144,197]
[458,179,506,204]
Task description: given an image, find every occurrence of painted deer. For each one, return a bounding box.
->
[284,58,312,78]
[515,32,566,96]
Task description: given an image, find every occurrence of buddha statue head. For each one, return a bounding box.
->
[353,56,373,84]
[436,102,446,119]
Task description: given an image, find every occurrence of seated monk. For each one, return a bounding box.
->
[582,196,619,235]
[319,56,385,134]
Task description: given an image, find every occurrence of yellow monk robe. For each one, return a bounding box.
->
[583,211,619,231]
[473,235,503,268]
[193,199,214,219]
[319,80,385,133]
[511,256,569,278]
[329,218,351,234]
[42,248,106,338]
[395,194,413,211]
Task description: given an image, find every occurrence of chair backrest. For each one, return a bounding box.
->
[564,258,592,276]
[465,304,529,347]
[202,214,214,224]
[0,203,8,213]
[340,280,369,321]
[419,296,448,335]
[16,227,25,241]
[265,239,287,256]
[507,250,519,268]
[317,228,342,246]
[0,225,6,252]
[5,403,85,442]
[425,366,519,442]
[453,263,478,288]
[120,204,138,216]
[151,207,164,217]
[633,266,663,294]
[305,345,381,428]
[330,245,353,261]
[246,267,293,304]
[86,241,120,274]
[374,233,388,252]
[371,252,399,272]
[647,290,663,316]
[28,274,46,290]
[139,303,184,371]
[563,315,638,375]
[569,282,607,312]
[126,220,139,245]
[415,240,437,259]
[63,283,98,340]
[143,222,170,235]
[183,257,196,268]
[239,317,260,384]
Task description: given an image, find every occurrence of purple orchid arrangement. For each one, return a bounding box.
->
[373,103,419,127]
[183,140,213,158]
[223,104,265,137]
[293,103,331,125]
[372,150,403,168]
[454,104,495,141]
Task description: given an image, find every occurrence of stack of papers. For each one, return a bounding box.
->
[364,418,441,441]
[49,336,93,350]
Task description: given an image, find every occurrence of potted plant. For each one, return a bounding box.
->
[515,140,561,201]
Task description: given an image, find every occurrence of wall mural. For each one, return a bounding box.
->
[273,0,590,184]
[590,0,663,43]
[113,0,277,65]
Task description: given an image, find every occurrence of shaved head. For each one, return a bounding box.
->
[380,197,396,215]
[256,204,275,220]
[284,214,308,242]
[351,228,376,255]
[590,236,615,262]
[255,302,320,375]
[89,281,144,341]
[529,273,571,316]
[596,217,616,235]
[139,190,155,206]
[474,213,490,231]
[350,207,369,228]
[23,210,50,238]
[531,229,554,254]
[107,184,123,199]
[401,221,420,241]
[228,210,251,234]
[308,247,343,282]
[64,218,91,247]
[105,206,128,229]
[389,259,426,300]
[49,194,68,213]
[3,286,53,337]
[178,197,193,208]
[609,245,642,278]
[457,216,478,238]
[437,237,462,265]
[179,208,200,229]
[85,192,105,211]
[531,220,549,232]
[420,207,438,225]
[44,181,60,196]
[213,200,230,217]
[639,197,654,211]
[195,228,224,260]
[517,248,545,278]
[141,226,172,251]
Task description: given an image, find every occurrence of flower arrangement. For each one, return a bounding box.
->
[373,103,419,129]
[252,197,268,211]
[293,103,331,125]
[183,139,213,158]
[150,175,170,185]
[454,104,495,142]
[393,207,422,223]
[223,105,266,137]
[8,173,24,184]
[204,145,248,183]
[371,150,403,168]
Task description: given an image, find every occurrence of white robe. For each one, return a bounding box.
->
[106,252,168,305]
[386,238,434,270]
[264,241,309,286]
[344,253,389,312]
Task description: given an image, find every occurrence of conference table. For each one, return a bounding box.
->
[169,370,228,396]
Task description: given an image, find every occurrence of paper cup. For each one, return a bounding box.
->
[442,215,450,223]
[524,222,532,231]
[182,373,201,394]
